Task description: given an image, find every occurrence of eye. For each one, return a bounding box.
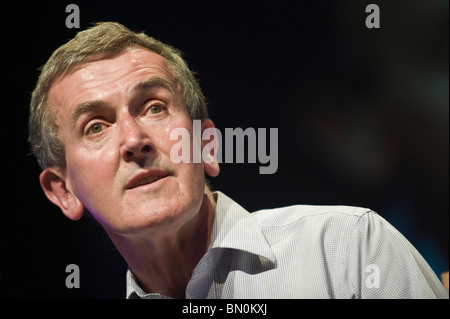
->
[148,104,163,114]
[86,123,105,135]
[143,100,166,117]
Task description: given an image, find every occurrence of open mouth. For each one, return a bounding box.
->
[133,175,167,188]
[126,170,170,190]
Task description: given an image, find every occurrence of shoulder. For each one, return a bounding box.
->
[251,203,374,229]
[251,204,382,253]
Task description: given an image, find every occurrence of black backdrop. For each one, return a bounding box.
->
[1,0,448,298]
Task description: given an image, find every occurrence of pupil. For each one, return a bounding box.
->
[151,106,160,113]
[92,124,101,133]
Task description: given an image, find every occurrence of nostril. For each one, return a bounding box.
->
[141,145,151,153]
[123,144,151,159]
[126,150,134,157]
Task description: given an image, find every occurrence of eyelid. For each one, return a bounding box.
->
[83,119,109,136]
[143,100,167,115]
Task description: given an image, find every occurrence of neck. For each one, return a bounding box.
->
[105,188,216,299]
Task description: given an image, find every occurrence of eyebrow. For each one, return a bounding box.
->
[132,76,174,94]
[70,100,107,129]
[70,76,174,129]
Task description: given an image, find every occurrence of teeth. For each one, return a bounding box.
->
[134,176,161,187]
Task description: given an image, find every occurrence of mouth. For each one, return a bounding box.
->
[126,170,170,190]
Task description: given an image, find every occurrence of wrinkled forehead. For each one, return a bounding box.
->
[47,47,182,120]
[71,47,178,81]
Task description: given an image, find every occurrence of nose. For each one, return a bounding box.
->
[119,112,153,161]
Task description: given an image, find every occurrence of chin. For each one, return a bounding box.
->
[109,198,199,236]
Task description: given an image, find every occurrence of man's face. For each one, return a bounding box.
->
[46,47,215,235]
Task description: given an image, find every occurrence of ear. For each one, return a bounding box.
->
[201,119,220,178]
[39,167,84,221]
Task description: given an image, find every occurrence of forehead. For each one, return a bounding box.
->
[48,47,179,118]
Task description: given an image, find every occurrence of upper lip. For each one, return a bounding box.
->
[125,169,170,189]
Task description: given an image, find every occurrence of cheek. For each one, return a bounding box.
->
[157,117,194,157]
[157,118,205,191]
[65,145,118,206]
[162,116,206,180]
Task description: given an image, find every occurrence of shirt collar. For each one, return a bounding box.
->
[208,191,276,264]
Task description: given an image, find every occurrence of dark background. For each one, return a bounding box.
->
[1,0,448,298]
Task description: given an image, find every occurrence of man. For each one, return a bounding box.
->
[29,22,448,299]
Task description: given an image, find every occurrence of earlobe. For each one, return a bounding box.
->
[201,119,220,178]
[39,167,84,221]
[204,159,220,177]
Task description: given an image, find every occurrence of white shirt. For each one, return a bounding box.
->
[126,191,448,299]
